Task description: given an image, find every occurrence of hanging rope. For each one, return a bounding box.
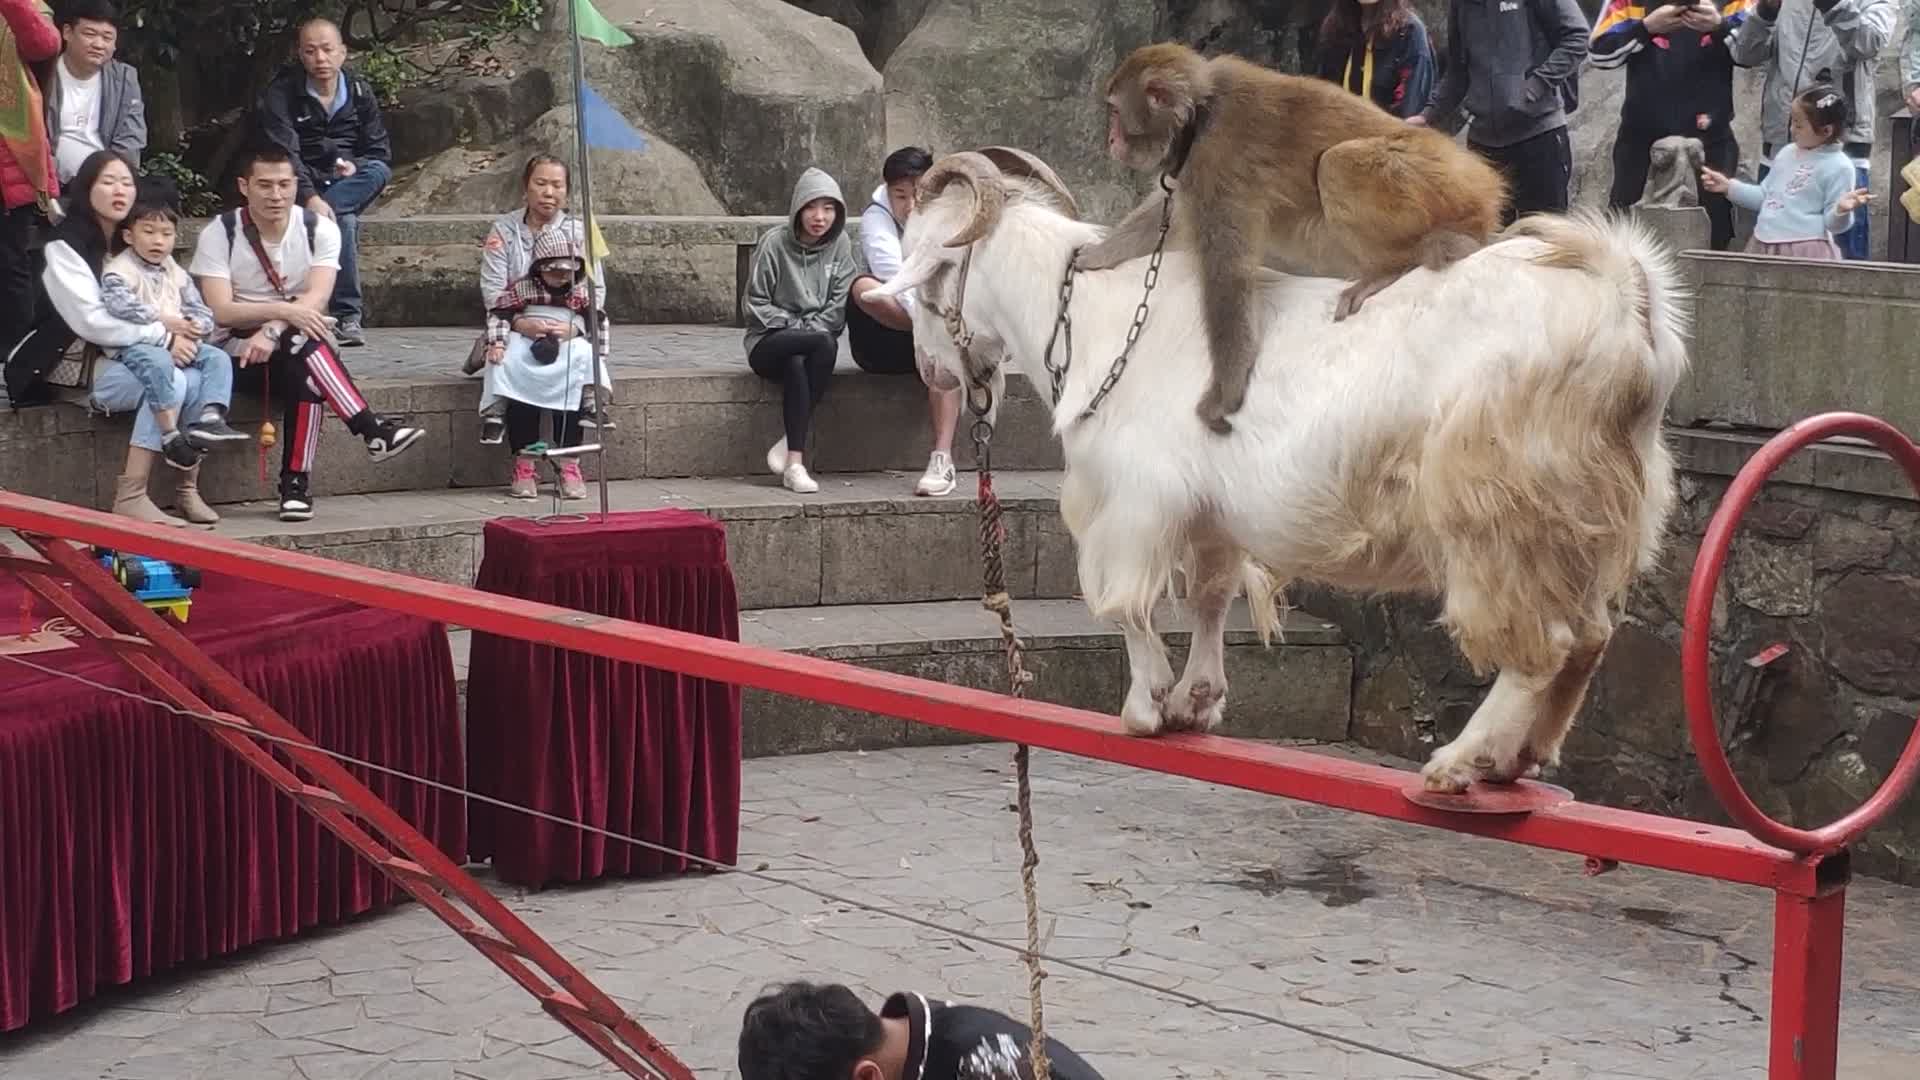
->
[972,399,1052,1080]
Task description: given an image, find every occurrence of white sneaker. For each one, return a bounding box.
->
[783,462,819,494]
[766,437,788,477]
[915,451,956,497]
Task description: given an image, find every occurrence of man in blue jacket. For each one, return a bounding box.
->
[254,17,391,346]
[1413,0,1591,223]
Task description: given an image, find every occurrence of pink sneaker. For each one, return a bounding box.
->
[509,458,538,499]
[559,459,588,500]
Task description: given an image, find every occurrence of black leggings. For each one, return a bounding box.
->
[748,328,837,453]
[1607,126,1738,251]
[505,399,584,454]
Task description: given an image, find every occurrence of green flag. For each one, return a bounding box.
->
[573,0,634,48]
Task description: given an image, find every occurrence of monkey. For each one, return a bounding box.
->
[1075,42,1511,434]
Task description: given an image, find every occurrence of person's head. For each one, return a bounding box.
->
[880,146,932,225]
[67,149,136,233]
[1791,86,1848,149]
[738,982,887,1080]
[788,167,847,248]
[523,154,570,220]
[296,18,347,85]
[799,197,837,240]
[236,146,300,223]
[1320,0,1413,44]
[120,200,179,264]
[58,0,118,75]
[527,228,585,294]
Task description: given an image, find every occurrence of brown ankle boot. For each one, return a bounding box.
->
[173,465,219,526]
[113,473,181,525]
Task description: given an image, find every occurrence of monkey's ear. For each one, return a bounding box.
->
[1143,78,1173,111]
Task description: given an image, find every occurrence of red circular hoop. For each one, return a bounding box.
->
[1683,412,1920,854]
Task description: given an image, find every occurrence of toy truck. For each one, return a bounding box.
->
[93,548,200,623]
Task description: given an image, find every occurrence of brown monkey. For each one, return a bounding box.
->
[1076,42,1510,434]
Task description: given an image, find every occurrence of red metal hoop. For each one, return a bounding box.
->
[1683,412,1920,855]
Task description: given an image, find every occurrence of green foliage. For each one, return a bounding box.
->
[141,153,223,218]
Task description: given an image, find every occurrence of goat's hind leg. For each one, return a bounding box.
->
[1119,616,1176,735]
[1163,537,1241,732]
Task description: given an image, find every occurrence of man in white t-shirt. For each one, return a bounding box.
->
[844,146,961,498]
[45,0,146,185]
[189,146,421,522]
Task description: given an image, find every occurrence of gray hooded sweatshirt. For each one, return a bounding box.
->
[743,167,858,357]
[1728,0,1895,152]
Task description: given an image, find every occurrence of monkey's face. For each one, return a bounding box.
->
[1106,83,1178,171]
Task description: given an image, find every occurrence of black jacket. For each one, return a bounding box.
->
[254,65,391,203]
[1588,0,1745,137]
[882,992,1106,1080]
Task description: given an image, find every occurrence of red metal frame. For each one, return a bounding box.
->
[1,409,1914,1078]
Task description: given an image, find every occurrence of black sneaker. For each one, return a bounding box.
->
[187,414,251,445]
[365,418,424,462]
[335,319,366,347]
[160,430,204,471]
[479,417,505,445]
[578,389,616,431]
[278,473,313,522]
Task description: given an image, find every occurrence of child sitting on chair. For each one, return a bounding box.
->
[480,229,612,500]
[98,195,251,468]
[738,982,1107,1080]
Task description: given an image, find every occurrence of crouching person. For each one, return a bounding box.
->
[189,146,421,522]
[480,228,609,500]
[738,981,1109,1080]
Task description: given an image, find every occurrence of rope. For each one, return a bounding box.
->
[976,434,1052,1080]
[0,648,1492,1079]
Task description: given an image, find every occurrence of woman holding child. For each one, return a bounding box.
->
[29,149,247,524]
[476,153,610,501]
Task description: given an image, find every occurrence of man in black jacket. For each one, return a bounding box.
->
[253,17,390,346]
[739,983,1107,1080]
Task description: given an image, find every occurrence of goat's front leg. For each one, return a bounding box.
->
[1163,543,1239,732]
[1119,616,1176,735]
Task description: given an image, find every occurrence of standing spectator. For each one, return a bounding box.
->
[1314,0,1438,120]
[1700,85,1871,258]
[1413,0,1591,222]
[1591,1,1748,250]
[845,145,963,498]
[744,166,856,496]
[254,17,390,347]
[44,0,144,185]
[0,0,59,406]
[1729,0,1894,260]
[189,146,421,523]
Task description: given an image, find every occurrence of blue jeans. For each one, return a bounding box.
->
[90,343,234,452]
[318,158,392,323]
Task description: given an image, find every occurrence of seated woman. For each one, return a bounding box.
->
[743,167,856,495]
[19,152,245,525]
[1312,0,1436,120]
[481,228,609,499]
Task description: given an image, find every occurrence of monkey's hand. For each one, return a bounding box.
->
[1072,239,1134,273]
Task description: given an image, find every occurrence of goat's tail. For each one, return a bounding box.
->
[1241,559,1285,646]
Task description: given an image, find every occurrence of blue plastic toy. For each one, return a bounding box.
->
[93,548,200,623]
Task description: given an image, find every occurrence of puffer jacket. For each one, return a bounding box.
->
[0,0,60,212]
[1729,0,1896,148]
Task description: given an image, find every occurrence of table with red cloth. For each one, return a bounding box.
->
[466,510,742,888]
[0,569,465,1033]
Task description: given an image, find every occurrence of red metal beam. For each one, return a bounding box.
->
[0,492,1824,897]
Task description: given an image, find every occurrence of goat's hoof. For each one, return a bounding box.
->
[1161,678,1226,733]
[1122,688,1170,736]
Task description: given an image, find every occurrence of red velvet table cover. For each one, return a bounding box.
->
[466,510,742,888]
[0,570,465,1033]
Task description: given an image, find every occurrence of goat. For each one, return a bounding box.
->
[873,151,1690,794]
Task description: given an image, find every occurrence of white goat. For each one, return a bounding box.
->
[874,150,1689,793]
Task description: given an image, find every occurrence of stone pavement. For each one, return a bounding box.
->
[2,745,1917,1080]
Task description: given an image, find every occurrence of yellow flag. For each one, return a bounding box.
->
[587,216,611,280]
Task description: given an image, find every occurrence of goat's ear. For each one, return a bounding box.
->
[869,251,944,300]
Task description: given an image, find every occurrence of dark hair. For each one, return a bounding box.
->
[55,149,136,272]
[1318,0,1415,50]
[738,982,885,1080]
[523,153,571,187]
[882,146,933,185]
[122,200,180,231]
[57,0,118,29]
[1794,85,1848,144]
[237,145,298,178]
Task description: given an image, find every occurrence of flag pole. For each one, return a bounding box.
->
[566,0,613,521]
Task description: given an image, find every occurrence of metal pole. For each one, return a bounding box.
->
[1769,882,1846,1079]
[566,0,613,522]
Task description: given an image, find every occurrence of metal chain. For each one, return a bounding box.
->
[1041,259,1075,406]
[1080,189,1172,419]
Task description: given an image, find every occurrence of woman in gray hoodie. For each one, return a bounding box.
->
[743,167,857,494]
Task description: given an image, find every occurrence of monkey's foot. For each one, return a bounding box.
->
[1333,273,1401,321]
[1196,385,1243,435]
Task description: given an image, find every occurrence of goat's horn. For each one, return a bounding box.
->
[977,146,1081,220]
[919,151,1006,248]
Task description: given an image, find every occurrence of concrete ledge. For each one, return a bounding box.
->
[1671,425,1920,503]
[223,472,1077,610]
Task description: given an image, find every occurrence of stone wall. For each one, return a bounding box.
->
[1295,430,1920,886]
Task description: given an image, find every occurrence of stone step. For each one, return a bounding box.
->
[218,471,1074,610]
[0,326,1061,512]
[447,598,1353,759]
